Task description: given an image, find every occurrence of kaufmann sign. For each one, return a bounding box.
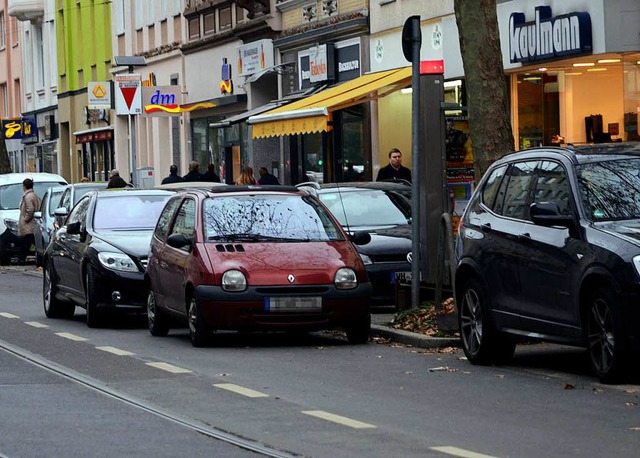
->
[509,6,592,63]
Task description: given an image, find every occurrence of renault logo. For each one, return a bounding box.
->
[407,252,412,263]
[288,274,295,283]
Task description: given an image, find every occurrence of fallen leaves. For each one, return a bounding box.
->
[390,301,459,337]
[429,366,458,373]
[564,384,576,390]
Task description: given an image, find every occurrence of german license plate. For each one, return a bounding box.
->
[391,271,412,284]
[265,296,322,312]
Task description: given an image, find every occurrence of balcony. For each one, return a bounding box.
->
[7,0,45,23]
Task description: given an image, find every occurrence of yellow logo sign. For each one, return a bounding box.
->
[93,84,107,98]
[3,121,22,139]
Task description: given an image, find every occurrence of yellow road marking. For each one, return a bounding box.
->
[213,383,269,398]
[301,410,376,429]
[55,332,89,342]
[431,446,498,458]
[0,312,19,319]
[146,362,192,374]
[24,321,49,328]
[96,346,135,356]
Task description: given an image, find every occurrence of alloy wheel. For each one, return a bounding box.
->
[460,288,483,356]
[188,298,197,335]
[588,298,615,374]
[43,267,53,314]
[148,291,157,326]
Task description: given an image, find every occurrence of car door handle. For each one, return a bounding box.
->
[518,232,532,241]
[481,223,492,232]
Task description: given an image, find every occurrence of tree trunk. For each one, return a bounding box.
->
[0,132,12,174]
[454,0,514,179]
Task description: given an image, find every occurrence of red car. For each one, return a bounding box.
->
[145,185,372,347]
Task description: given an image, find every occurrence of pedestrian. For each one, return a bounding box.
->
[17,178,40,264]
[235,166,258,185]
[80,176,90,183]
[161,164,185,185]
[183,161,205,182]
[203,163,221,183]
[257,167,279,185]
[107,169,128,188]
[376,148,412,183]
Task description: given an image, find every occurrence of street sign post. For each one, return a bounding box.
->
[115,74,142,186]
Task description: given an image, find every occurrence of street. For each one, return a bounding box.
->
[1,266,640,457]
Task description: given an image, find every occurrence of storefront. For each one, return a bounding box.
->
[73,126,114,182]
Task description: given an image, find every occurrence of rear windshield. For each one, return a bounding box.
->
[0,181,66,210]
[577,158,640,221]
[203,195,344,242]
[93,194,171,230]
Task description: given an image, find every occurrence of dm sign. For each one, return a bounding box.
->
[142,86,182,117]
[509,6,592,63]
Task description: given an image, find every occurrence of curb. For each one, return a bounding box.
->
[370,324,460,349]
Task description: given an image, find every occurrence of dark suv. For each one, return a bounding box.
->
[455,142,640,382]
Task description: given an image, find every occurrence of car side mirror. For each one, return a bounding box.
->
[167,233,193,251]
[530,202,574,228]
[67,221,82,235]
[34,211,42,219]
[54,207,68,217]
[350,230,371,246]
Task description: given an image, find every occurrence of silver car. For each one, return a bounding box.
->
[34,186,66,266]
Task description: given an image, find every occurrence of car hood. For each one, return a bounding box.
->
[93,230,154,257]
[0,209,20,225]
[350,225,412,257]
[203,241,364,285]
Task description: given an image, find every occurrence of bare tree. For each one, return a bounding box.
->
[454,0,514,179]
[0,132,12,174]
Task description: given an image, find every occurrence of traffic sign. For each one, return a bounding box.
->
[88,81,112,109]
[115,74,142,115]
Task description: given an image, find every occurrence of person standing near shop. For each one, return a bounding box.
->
[107,169,128,188]
[257,167,280,185]
[183,161,205,182]
[376,148,412,183]
[17,178,40,264]
[161,165,184,185]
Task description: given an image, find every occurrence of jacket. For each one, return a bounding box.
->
[18,189,40,236]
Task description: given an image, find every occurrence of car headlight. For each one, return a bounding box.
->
[633,255,640,278]
[4,218,18,233]
[98,252,139,272]
[334,267,358,290]
[222,269,247,291]
[359,253,372,265]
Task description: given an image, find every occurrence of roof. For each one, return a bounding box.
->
[0,172,67,184]
[500,142,640,165]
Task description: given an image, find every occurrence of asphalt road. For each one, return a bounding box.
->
[1,266,640,457]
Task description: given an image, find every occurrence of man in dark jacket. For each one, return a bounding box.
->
[161,165,184,185]
[203,163,221,183]
[107,169,128,188]
[258,167,280,185]
[183,161,205,182]
[376,148,412,183]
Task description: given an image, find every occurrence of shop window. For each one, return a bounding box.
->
[219,7,232,30]
[517,73,559,149]
[188,17,200,40]
[204,12,215,35]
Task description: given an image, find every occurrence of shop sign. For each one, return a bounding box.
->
[509,6,592,63]
[300,42,359,89]
[236,39,274,77]
[75,129,113,144]
[309,44,335,83]
[142,86,182,117]
[220,57,233,94]
[141,72,157,87]
[88,81,112,109]
[336,44,360,82]
[2,118,36,140]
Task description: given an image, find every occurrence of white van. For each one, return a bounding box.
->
[0,172,67,264]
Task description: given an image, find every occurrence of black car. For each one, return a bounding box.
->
[53,182,109,227]
[43,189,174,327]
[455,142,640,382]
[298,181,412,307]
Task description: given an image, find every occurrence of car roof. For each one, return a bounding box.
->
[498,142,640,166]
[297,180,411,195]
[157,181,227,190]
[93,188,175,198]
[171,185,303,198]
[0,172,67,184]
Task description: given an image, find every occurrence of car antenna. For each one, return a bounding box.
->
[335,180,352,234]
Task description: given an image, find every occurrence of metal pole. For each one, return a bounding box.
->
[411,18,421,309]
[131,114,137,187]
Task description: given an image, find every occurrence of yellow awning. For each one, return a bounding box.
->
[248,67,412,139]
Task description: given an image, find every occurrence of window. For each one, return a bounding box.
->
[67,197,90,228]
[0,11,5,48]
[93,195,171,230]
[203,12,215,35]
[172,0,183,16]
[147,0,155,25]
[169,199,195,251]
[154,197,181,240]
[135,0,144,29]
[236,4,245,22]
[498,161,538,220]
[0,84,7,117]
[35,26,45,87]
[533,161,571,215]
[219,7,231,29]
[114,0,126,34]
[188,17,200,40]
[481,165,507,210]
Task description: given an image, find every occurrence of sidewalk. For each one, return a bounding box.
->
[370,311,460,349]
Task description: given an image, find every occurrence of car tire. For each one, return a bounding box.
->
[43,262,75,319]
[458,277,515,365]
[35,251,43,268]
[345,313,371,344]
[85,265,104,328]
[586,286,628,383]
[148,290,170,337]
[188,296,212,347]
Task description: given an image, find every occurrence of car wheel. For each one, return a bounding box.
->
[458,278,515,365]
[586,287,627,383]
[43,262,75,319]
[85,265,104,328]
[148,290,170,337]
[345,313,371,344]
[188,296,211,347]
[35,251,43,268]
[0,240,10,265]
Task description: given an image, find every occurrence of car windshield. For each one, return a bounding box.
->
[319,188,411,228]
[203,195,344,242]
[577,158,640,221]
[48,189,64,216]
[93,194,171,230]
[0,181,66,210]
[74,183,106,205]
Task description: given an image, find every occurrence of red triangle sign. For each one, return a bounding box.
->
[121,87,138,110]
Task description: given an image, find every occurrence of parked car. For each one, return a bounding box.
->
[43,188,174,327]
[53,182,108,227]
[145,185,372,347]
[455,142,640,382]
[0,172,67,264]
[298,181,412,307]
[33,185,66,266]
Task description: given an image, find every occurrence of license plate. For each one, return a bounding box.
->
[265,296,322,312]
[391,271,412,284]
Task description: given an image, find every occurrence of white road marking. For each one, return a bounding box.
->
[431,446,498,458]
[24,321,50,328]
[96,346,135,356]
[55,332,89,342]
[146,362,192,374]
[0,312,19,319]
[301,410,376,429]
[213,383,269,398]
